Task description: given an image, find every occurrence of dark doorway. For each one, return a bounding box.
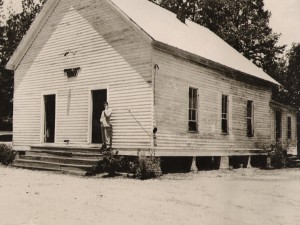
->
[44,95,56,143]
[276,110,282,142]
[92,89,107,143]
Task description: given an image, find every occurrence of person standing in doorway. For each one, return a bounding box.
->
[100,102,112,150]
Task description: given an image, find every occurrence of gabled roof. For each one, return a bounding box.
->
[6,0,280,85]
[110,0,279,85]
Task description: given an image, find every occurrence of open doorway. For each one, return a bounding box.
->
[91,89,107,143]
[44,94,56,143]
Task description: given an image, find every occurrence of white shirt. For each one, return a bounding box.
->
[100,108,112,127]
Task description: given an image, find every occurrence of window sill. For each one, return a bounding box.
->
[221,132,229,135]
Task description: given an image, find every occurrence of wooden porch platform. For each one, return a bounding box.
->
[115,148,268,157]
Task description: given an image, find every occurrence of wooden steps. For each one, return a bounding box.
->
[287,154,300,168]
[13,146,103,175]
[291,159,300,168]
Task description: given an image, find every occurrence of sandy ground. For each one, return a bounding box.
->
[1,166,300,225]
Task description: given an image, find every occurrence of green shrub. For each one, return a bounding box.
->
[265,142,291,169]
[131,153,161,180]
[0,144,15,165]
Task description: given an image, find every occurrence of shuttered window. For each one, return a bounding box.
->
[287,116,292,139]
[221,95,229,134]
[247,100,254,137]
[189,87,198,132]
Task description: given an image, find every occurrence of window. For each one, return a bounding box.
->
[275,110,282,141]
[287,116,292,139]
[189,87,198,132]
[246,100,254,137]
[221,95,229,134]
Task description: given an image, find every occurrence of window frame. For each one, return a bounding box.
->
[188,87,198,132]
[221,94,229,134]
[246,100,254,137]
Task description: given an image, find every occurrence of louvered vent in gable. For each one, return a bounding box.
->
[64,67,81,78]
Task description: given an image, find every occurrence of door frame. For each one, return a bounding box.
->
[40,91,57,144]
[87,85,109,145]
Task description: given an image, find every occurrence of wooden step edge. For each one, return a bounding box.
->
[19,156,100,167]
[31,146,101,152]
[14,159,94,169]
[21,155,102,163]
[12,163,61,172]
[28,149,103,157]
[12,164,88,176]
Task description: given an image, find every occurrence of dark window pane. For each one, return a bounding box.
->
[247,118,253,136]
[222,119,228,133]
[288,117,291,130]
[189,90,192,108]
[221,95,228,134]
[246,101,254,136]
[247,101,252,117]
[189,87,198,131]
[287,117,292,139]
[191,110,196,121]
[193,90,197,108]
[193,97,197,109]
[222,113,227,119]
[222,95,228,114]
[189,121,197,132]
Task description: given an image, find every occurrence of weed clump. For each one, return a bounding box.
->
[130,152,161,180]
[265,143,291,169]
[98,149,161,179]
[0,144,15,165]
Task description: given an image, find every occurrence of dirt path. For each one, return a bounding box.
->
[1,166,300,225]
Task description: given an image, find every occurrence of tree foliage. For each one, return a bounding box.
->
[273,43,300,109]
[0,0,45,130]
[286,44,300,109]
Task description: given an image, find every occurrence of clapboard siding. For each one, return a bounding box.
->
[13,0,153,149]
[270,104,298,150]
[153,49,273,154]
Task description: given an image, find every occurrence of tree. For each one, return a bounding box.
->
[282,43,300,109]
[0,0,45,130]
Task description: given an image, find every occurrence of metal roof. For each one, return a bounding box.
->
[111,0,280,85]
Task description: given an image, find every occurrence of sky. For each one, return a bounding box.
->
[2,0,300,48]
[264,0,300,47]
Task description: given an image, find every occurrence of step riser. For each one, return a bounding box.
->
[31,147,101,154]
[26,151,102,160]
[20,155,100,166]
